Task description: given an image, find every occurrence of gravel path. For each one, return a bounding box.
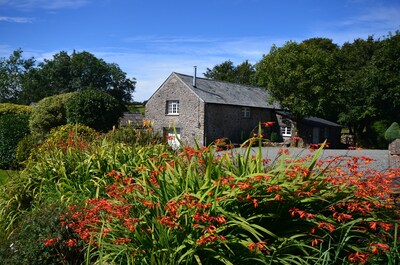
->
[229,147,392,172]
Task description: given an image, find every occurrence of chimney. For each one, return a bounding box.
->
[193,66,197,87]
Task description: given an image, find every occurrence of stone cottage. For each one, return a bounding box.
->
[145,71,342,148]
[145,72,279,147]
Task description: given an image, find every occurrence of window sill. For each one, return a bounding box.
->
[166,113,180,116]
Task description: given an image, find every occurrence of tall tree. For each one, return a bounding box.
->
[21,51,136,104]
[255,38,341,122]
[204,60,256,86]
[0,49,35,103]
[235,60,256,85]
[337,36,380,145]
[204,60,236,82]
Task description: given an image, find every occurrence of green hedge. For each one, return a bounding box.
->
[29,92,77,138]
[0,114,30,169]
[384,122,400,143]
[66,90,124,132]
[0,103,32,116]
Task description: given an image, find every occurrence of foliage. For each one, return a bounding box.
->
[0,49,36,104]
[106,121,165,146]
[7,131,395,264]
[0,124,164,235]
[384,122,400,143]
[23,50,135,103]
[270,131,280,142]
[29,92,77,138]
[0,113,30,169]
[15,134,37,165]
[66,90,124,132]
[46,123,98,143]
[255,38,341,122]
[0,103,32,116]
[370,120,391,149]
[0,170,15,185]
[0,49,136,104]
[204,60,256,85]
[0,201,83,265]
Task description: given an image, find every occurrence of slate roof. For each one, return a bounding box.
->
[277,110,342,127]
[120,112,144,127]
[174,73,280,109]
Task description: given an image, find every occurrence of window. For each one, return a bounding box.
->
[281,126,292,137]
[166,100,179,115]
[242,107,251,118]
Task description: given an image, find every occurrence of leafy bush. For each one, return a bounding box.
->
[46,123,98,143]
[0,113,30,169]
[372,120,390,149]
[15,134,37,165]
[385,122,400,143]
[0,202,83,265]
[66,90,124,132]
[0,103,32,116]
[29,92,77,139]
[270,131,280,142]
[106,121,165,146]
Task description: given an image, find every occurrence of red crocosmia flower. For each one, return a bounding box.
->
[66,239,77,247]
[370,243,390,254]
[333,212,353,222]
[262,121,275,127]
[311,238,324,247]
[348,252,369,264]
[317,222,335,233]
[44,238,57,247]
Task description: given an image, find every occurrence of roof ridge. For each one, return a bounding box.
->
[173,72,264,90]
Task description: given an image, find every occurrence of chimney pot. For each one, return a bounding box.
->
[193,66,197,87]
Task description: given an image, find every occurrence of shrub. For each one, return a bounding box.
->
[0,103,32,116]
[270,131,280,142]
[0,202,83,265]
[46,123,98,143]
[66,90,124,132]
[106,122,165,146]
[371,120,391,148]
[385,122,400,143]
[15,134,37,166]
[29,92,77,139]
[0,113,30,169]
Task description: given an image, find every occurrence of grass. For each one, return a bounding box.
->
[126,103,145,114]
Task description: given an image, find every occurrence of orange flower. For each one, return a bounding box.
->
[311,238,324,247]
[348,252,369,264]
[262,121,276,127]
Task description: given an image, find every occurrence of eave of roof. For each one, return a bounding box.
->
[277,110,342,127]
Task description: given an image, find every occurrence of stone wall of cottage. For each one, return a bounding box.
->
[145,74,205,146]
[205,104,273,145]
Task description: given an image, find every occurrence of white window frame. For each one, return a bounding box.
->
[242,107,251,118]
[281,126,292,137]
[167,100,179,115]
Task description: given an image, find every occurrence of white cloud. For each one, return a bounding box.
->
[313,4,400,44]
[0,16,33,23]
[0,0,89,10]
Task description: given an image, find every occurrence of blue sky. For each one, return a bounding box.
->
[0,0,399,102]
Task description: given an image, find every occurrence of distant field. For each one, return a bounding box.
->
[0,170,15,185]
[127,103,145,114]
